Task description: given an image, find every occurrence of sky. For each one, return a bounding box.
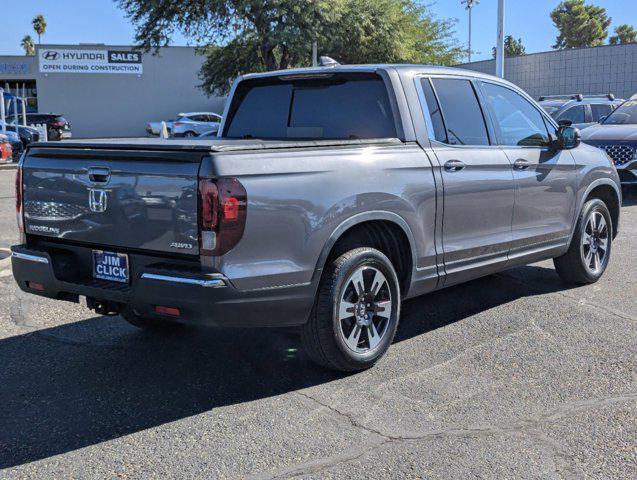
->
[2,0,637,62]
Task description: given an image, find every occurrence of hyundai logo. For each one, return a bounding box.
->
[89,189,108,213]
[42,51,60,61]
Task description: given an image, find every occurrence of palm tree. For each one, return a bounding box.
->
[21,35,36,56]
[32,15,47,44]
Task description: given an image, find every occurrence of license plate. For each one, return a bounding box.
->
[93,250,129,283]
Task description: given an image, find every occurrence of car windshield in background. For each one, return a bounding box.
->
[602,100,637,125]
[224,73,397,140]
[541,105,560,116]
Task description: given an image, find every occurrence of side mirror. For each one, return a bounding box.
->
[556,125,581,149]
[558,119,573,127]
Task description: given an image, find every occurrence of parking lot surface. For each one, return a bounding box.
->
[0,169,635,479]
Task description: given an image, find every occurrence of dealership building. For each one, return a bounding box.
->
[1,42,636,139]
[0,44,225,138]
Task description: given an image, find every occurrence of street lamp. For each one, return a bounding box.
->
[462,0,479,63]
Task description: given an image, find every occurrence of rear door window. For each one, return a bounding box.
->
[224,73,396,139]
[481,82,549,147]
[590,104,613,122]
[429,78,490,146]
[557,105,586,124]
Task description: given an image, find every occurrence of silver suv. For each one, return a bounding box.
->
[170,112,222,138]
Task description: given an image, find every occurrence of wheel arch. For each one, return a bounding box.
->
[580,179,621,238]
[312,211,418,296]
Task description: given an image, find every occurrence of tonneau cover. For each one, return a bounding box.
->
[30,137,402,153]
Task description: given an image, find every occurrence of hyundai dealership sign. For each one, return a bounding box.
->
[39,49,143,74]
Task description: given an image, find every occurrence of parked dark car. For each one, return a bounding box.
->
[10,113,71,141]
[539,94,623,130]
[1,123,40,147]
[0,130,24,161]
[581,98,637,186]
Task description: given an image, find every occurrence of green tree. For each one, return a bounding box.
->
[32,14,47,44]
[21,35,36,56]
[116,0,464,96]
[491,35,526,58]
[550,0,611,49]
[609,24,637,45]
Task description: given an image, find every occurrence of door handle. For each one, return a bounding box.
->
[444,159,466,172]
[88,167,111,184]
[513,159,530,170]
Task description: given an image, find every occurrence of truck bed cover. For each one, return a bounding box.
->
[31,137,403,153]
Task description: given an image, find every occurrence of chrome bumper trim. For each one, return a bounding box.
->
[12,251,50,264]
[140,273,227,288]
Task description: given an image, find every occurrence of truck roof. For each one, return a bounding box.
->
[241,63,510,83]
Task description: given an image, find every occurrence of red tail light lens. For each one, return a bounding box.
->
[198,178,247,256]
[16,166,24,234]
[1,143,11,161]
[173,121,183,127]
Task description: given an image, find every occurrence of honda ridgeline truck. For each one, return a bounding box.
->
[12,65,621,371]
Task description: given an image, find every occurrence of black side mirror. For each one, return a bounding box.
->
[558,119,573,127]
[556,125,581,149]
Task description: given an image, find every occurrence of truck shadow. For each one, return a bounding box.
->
[0,264,571,468]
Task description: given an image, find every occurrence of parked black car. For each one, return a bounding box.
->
[581,98,637,186]
[0,130,24,162]
[538,94,623,130]
[10,113,71,141]
[1,123,40,147]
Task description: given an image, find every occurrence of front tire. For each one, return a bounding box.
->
[554,198,612,285]
[301,248,400,372]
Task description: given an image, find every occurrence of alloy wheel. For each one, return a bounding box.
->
[580,210,609,275]
[337,266,393,353]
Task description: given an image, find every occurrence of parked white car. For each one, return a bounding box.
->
[146,118,175,136]
[171,112,222,138]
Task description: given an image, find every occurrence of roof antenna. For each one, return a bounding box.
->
[319,56,340,68]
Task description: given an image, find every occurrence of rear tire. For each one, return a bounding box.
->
[121,308,183,332]
[554,198,612,285]
[301,247,400,372]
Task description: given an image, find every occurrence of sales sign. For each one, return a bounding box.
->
[39,49,143,75]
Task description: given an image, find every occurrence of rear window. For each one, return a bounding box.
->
[224,73,397,140]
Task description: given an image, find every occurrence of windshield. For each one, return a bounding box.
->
[541,105,560,116]
[602,100,637,125]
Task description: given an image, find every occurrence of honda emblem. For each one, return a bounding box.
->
[89,189,108,213]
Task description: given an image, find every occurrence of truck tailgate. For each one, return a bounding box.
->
[22,147,201,256]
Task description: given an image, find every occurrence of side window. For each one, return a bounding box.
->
[557,105,586,124]
[429,78,490,146]
[420,79,447,143]
[481,82,549,147]
[591,104,612,122]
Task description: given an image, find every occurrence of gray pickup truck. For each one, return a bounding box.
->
[12,65,621,371]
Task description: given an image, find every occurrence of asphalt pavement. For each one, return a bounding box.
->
[0,169,635,479]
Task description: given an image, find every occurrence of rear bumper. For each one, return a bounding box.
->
[11,244,315,328]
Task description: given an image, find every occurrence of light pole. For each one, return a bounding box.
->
[462,0,479,63]
[495,0,505,77]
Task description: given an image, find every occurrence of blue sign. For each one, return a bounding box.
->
[93,250,129,283]
[0,63,31,75]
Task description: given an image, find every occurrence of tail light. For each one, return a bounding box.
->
[173,121,183,127]
[16,164,24,234]
[198,178,247,256]
[0,143,11,161]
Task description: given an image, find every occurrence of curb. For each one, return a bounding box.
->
[0,164,17,171]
